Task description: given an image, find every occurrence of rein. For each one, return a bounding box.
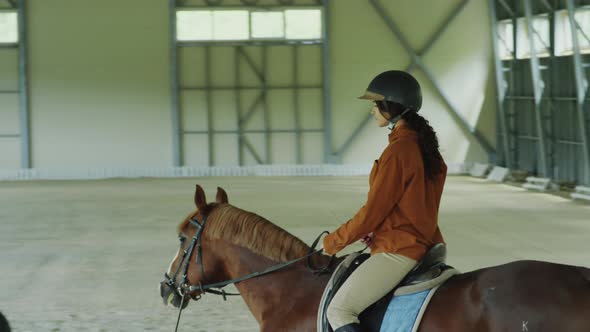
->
[306,230,336,275]
[187,247,324,293]
[164,216,332,332]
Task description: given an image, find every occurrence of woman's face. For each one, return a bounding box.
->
[371,104,391,128]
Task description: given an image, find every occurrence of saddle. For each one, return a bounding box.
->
[317,243,456,332]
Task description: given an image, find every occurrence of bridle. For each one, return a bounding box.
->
[162,215,333,332]
[162,216,210,303]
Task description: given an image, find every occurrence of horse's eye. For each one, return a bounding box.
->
[178,236,186,244]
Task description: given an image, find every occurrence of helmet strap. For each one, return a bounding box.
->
[388,108,412,130]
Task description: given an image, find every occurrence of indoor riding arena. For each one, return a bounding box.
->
[1,1,589,332]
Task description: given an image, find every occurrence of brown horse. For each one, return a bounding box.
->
[159,185,590,332]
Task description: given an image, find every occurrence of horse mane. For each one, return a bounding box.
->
[180,204,310,262]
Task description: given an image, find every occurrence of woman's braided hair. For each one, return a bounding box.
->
[376,101,444,180]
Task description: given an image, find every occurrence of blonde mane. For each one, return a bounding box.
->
[183,204,310,262]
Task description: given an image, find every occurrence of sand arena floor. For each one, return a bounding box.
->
[1,176,589,331]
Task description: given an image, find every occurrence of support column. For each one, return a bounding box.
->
[293,45,303,164]
[523,0,548,177]
[168,0,182,167]
[488,0,512,168]
[235,47,244,165]
[566,0,590,184]
[262,46,271,164]
[17,0,30,169]
[205,46,214,166]
[321,0,335,163]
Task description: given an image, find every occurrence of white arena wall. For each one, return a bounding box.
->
[0,0,496,177]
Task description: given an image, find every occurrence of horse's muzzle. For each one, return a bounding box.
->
[159,280,189,309]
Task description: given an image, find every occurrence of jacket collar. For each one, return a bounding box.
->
[388,122,417,143]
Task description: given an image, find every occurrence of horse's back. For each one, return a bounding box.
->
[419,260,590,332]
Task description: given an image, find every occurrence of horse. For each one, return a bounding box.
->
[159,184,590,332]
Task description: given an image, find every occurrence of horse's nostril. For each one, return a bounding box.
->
[160,281,173,297]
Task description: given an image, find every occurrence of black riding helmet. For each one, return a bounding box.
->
[358,70,422,113]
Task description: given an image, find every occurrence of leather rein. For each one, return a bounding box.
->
[162,216,333,332]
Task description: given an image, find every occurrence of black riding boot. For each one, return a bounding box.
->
[334,323,362,332]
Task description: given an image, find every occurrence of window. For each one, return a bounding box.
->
[251,12,284,39]
[516,15,551,59]
[497,20,515,60]
[0,12,17,44]
[177,11,213,41]
[554,8,590,56]
[176,8,322,42]
[285,9,322,40]
[212,10,249,40]
[176,10,249,41]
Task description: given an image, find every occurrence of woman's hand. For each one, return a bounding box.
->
[360,232,374,246]
[322,235,335,256]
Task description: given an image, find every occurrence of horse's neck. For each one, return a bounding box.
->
[219,241,331,328]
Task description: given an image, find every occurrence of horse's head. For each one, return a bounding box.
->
[159,184,229,309]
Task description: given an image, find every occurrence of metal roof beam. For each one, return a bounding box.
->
[337,0,494,158]
[336,0,485,157]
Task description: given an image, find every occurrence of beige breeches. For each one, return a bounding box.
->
[326,253,417,329]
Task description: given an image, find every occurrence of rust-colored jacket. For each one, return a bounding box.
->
[323,123,446,261]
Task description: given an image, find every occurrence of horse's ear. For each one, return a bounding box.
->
[194,185,208,212]
[216,187,229,204]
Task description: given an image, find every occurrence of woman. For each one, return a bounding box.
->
[323,70,447,332]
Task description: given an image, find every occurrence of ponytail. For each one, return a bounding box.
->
[376,101,444,180]
[402,111,444,180]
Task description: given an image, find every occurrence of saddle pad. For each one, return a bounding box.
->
[379,285,440,332]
